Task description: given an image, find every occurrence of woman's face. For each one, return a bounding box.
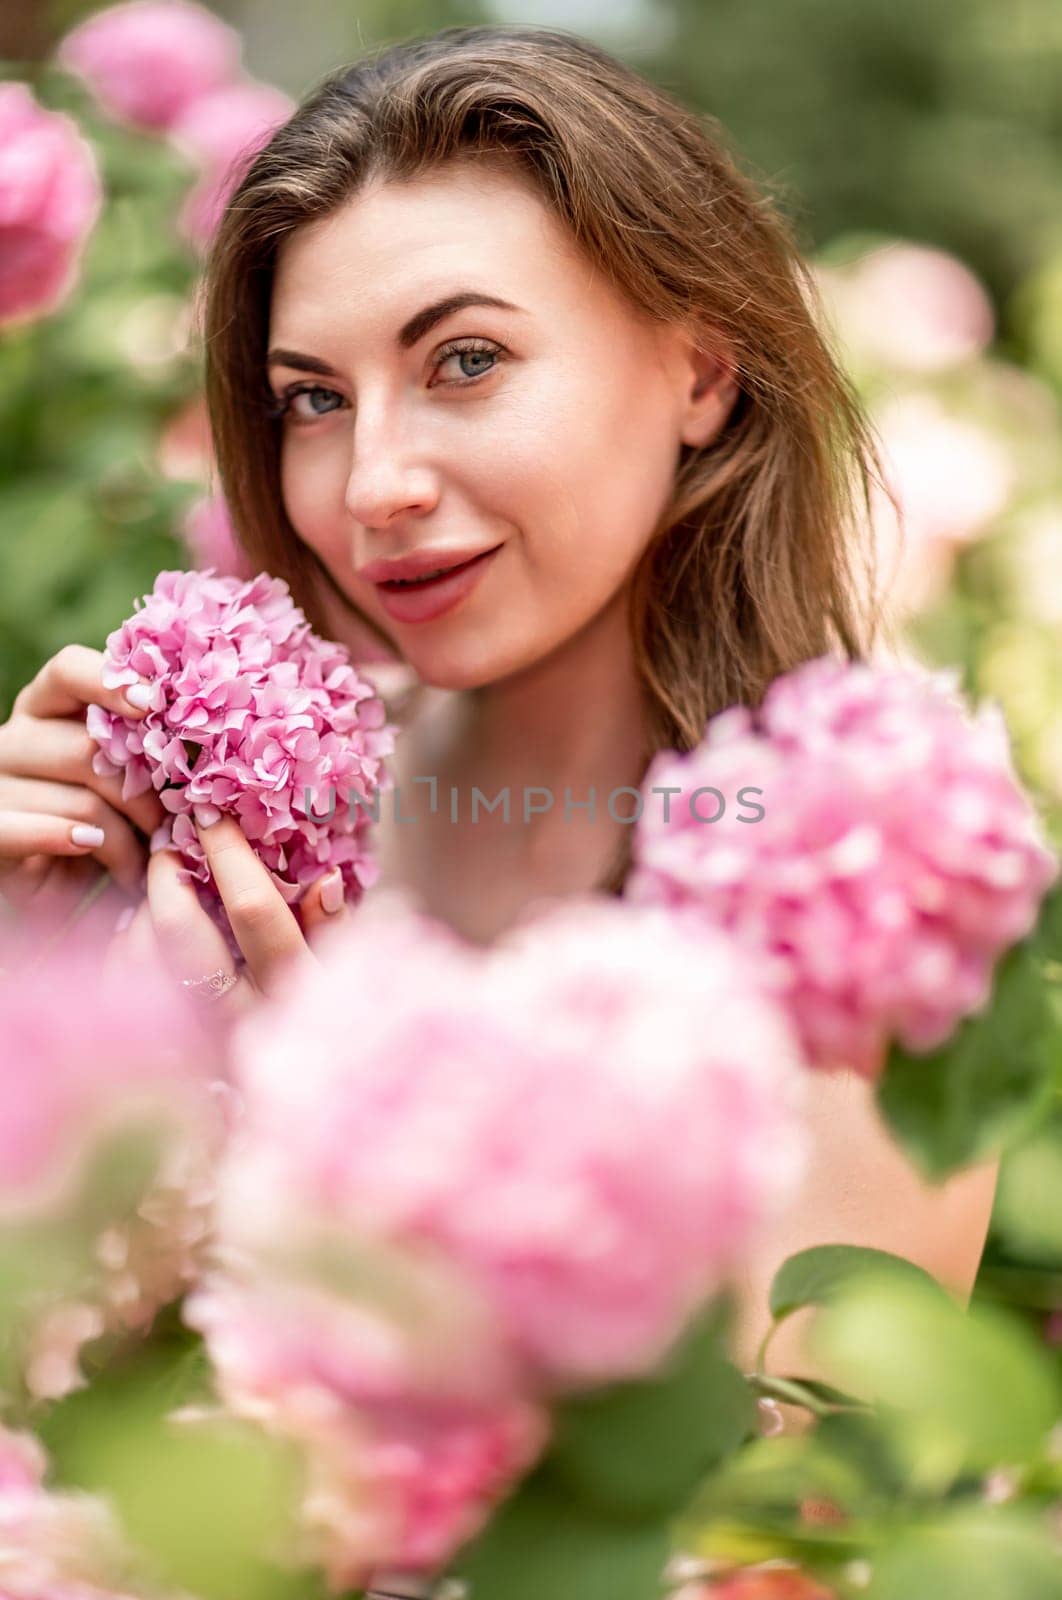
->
[267,160,735,686]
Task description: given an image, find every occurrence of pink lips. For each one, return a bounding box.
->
[372,545,503,624]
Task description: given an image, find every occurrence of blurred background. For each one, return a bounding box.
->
[2,0,1061,1405]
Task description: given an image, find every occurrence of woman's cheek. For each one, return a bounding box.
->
[280,437,343,555]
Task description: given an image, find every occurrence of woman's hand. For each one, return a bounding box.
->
[0,644,165,916]
[110,815,350,1016]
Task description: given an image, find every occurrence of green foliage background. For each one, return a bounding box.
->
[2,4,1061,1596]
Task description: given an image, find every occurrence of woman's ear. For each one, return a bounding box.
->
[674,327,741,449]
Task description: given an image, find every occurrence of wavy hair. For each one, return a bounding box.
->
[199,24,891,892]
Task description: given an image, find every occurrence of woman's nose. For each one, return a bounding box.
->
[342,407,439,529]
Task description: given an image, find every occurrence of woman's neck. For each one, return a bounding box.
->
[425,592,653,841]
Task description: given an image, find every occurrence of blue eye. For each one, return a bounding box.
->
[433,339,504,384]
[265,338,505,423]
[265,379,343,419]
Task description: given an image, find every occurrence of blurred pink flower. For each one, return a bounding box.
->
[179,491,254,580]
[627,655,1060,1078]
[0,1422,153,1597]
[225,892,807,1382]
[869,391,1014,618]
[56,0,241,134]
[0,927,226,1400]
[0,82,103,331]
[85,570,396,942]
[186,1270,548,1589]
[156,392,213,481]
[818,242,994,374]
[186,890,806,1584]
[170,80,295,250]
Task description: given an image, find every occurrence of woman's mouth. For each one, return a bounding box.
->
[374,545,504,624]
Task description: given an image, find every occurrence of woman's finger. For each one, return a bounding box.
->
[0,808,119,862]
[298,867,348,947]
[194,816,311,994]
[145,848,256,1020]
[11,643,155,722]
[0,850,53,895]
[0,852,102,922]
[0,780,147,891]
[103,896,158,980]
[0,717,165,837]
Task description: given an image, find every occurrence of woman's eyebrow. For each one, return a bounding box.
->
[267,290,525,375]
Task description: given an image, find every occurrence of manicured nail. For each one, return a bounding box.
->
[194,804,222,828]
[71,823,105,848]
[320,871,344,914]
[124,683,154,710]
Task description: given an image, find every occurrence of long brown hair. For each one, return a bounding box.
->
[199,24,892,893]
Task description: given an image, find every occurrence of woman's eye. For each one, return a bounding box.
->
[285,385,345,421]
[269,341,504,422]
[433,340,504,385]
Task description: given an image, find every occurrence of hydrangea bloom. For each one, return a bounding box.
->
[0,926,227,1402]
[86,569,396,940]
[186,1270,548,1588]
[0,82,103,330]
[178,491,254,580]
[169,81,294,251]
[185,889,807,1585]
[627,654,1060,1078]
[0,1423,155,1598]
[56,0,241,133]
[816,241,994,376]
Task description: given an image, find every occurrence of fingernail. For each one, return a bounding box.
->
[124,683,154,711]
[320,871,344,914]
[71,824,105,848]
[194,804,222,828]
[114,905,135,934]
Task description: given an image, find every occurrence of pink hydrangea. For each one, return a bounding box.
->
[85,569,396,943]
[820,241,995,376]
[868,392,1014,621]
[0,1423,154,1597]
[627,654,1060,1078]
[56,0,241,134]
[0,926,226,1400]
[185,890,807,1584]
[178,491,254,580]
[186,1271,548,1588]
[169,80,294,250]
[0,82,103,330]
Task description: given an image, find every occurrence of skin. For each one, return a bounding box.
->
[0,160,1000,1422]
[268,159,739,942]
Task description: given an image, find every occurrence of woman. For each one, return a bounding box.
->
[0,24,998,1425]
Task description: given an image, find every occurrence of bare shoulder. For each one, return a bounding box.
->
[727,1066,1002,1419]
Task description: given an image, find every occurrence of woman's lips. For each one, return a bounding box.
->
[373,545,503,624]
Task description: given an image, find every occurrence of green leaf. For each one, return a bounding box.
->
[866,1505,1062,1600]
[875,933,1059,1180]
[767,1243,947,1322]
[448,1467,672,1600]
[37,1342,319,1600]
[548,1297,756,1519]
[809,1273,1061,1486]
[678,1423,872,1527]
[991,1112,1062,1264]
[807,1407,912,1500]
[1030,883,1062,967]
